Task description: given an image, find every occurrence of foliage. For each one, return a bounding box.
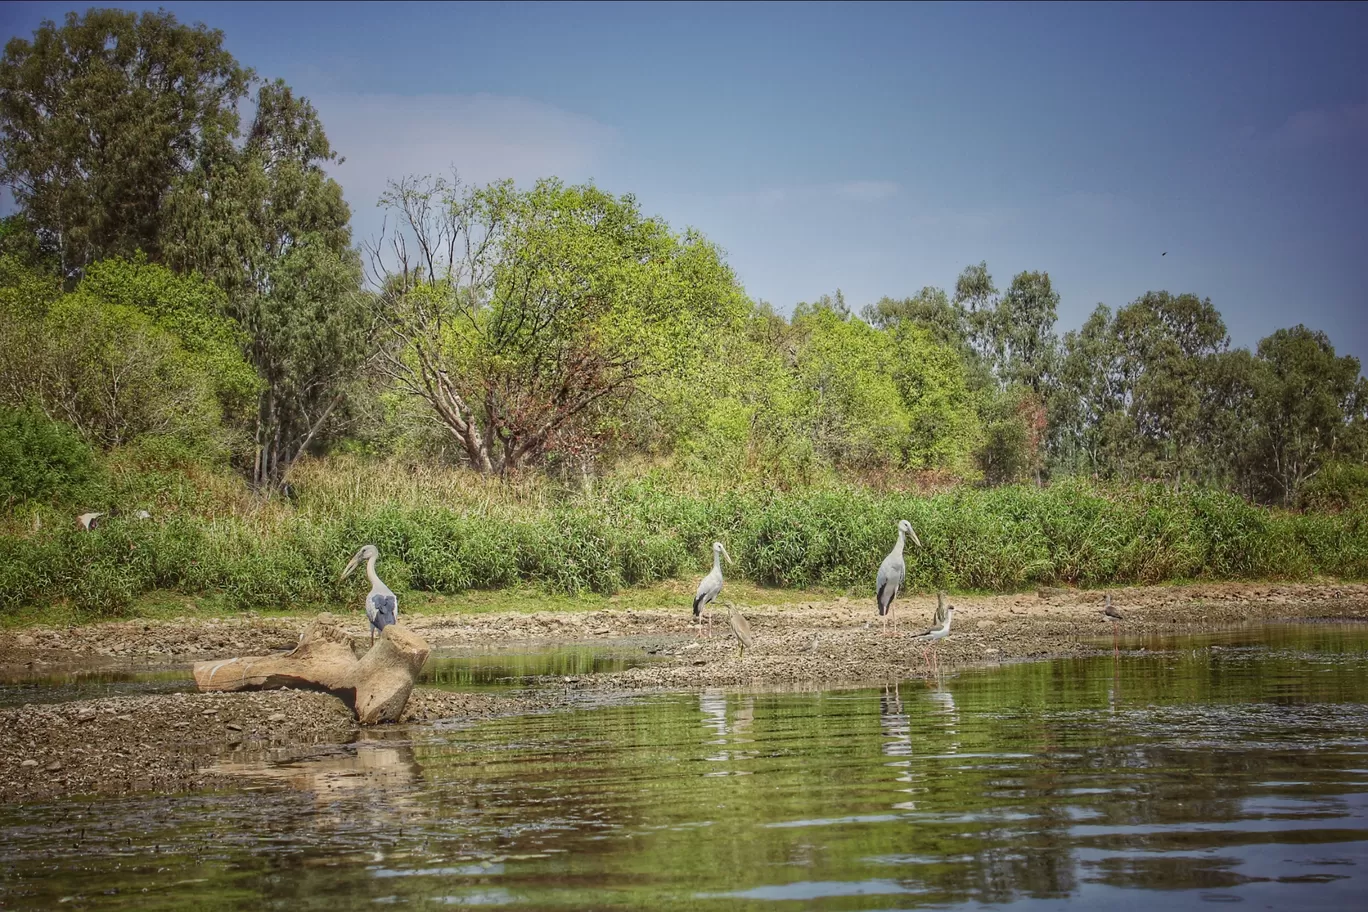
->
[165,80,368,487]
[0,8,251,280]
[2,467,1366,617]
[0,256,251,455]
[0,405,101,505]
[372,174,749,475]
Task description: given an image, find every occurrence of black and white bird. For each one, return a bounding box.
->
[875,519,922,636]
[341,544,398,645]
[692,541,733,639]
[913,602,957,674]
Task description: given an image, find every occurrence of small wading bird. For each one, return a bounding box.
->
[876,519,922,636]
[1101,593,1123,650]
[692,541,733,639]
[341,544,398,645]
[725,602,755,659]
[913,600,957,674]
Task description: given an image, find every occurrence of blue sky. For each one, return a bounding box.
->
[3,1,1366,365]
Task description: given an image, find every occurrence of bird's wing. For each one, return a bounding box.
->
[369,592,398,630]
[876,560,894,613]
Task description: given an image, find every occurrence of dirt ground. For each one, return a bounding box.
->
[2,581,1365,803]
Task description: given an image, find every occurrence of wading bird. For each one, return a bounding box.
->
[1101,593,1123,651]
[725,602,755,659]
[341,544,398,645]
[692,542,733,639]
[876,520,922,636]
[913,603,957,674]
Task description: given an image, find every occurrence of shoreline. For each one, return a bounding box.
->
[2,581,1366,804]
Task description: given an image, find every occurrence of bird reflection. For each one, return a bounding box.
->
[701,691,756,771]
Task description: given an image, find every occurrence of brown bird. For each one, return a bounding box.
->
[725,602,755,658]
[1101,594,1123,651]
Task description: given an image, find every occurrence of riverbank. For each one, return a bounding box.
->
[2,581,1366,803]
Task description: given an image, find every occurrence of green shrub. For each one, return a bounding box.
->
[0,406,103,505]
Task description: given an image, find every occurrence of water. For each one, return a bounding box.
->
[0,645,656,706]
[2,622,1366,910]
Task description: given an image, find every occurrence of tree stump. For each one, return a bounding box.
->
[192,614,431,724]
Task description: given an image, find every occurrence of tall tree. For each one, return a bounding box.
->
[1249,325,1363,505]
[954,261,999,366]
[995,270,1060,395]
[1113,291,1229,487]
[0,8,251,281]
[371,174,748,475]
[165,80,366,488]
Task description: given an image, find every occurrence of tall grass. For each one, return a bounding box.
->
[2,459,1365,618]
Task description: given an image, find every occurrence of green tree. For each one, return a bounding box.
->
[373,173,748,475]
[1248,325,1363,505]
[0,8,251,281]
[0,259,241,451]
[994,270,1060,396]
[165,80,367,488]
[954,261,999,367]
[1113,291,1229,486]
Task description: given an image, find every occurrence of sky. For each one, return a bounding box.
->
[2,1,1366,365]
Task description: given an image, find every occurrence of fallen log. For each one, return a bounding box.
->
[192,615,430,724]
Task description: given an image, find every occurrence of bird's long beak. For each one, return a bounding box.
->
[341,554,360,580]
[909,527,922,548]
[722,546,734,566]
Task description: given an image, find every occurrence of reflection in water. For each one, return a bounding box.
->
[2,622,1367,911]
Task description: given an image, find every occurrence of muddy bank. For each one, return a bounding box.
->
[2,581,1365,803]
[0,686,584,804]
[4,581,1366,667]
[0,690,355,803]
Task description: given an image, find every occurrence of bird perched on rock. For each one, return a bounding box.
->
[341,544,398,645]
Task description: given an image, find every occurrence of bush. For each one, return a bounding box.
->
[0,406,103,505]
[2,475,1366,617]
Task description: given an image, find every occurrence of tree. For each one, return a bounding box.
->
[1113,291,1229,486]
[0,8,251,281]
[995,270,1060,395]
[1053,305,1126,477]
[953,262,999,366]
[0,256,249,452]
[165,80,367,488]
[371,173,748,475]
[1248,326,1363,505]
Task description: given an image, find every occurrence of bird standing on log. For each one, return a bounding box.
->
[875,519,921,636]
[342,544,398,645]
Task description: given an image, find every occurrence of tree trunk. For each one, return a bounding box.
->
[191,615,431,724]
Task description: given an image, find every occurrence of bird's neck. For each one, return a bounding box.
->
[893,530,906,556]
[712,551,723,574]
[366,555,382,589]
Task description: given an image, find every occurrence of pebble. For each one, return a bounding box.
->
[45,760,62,772]
[75,708,97,723]
[20,759,37,768]
[16,634,35,647]
[268,713,288,723]
[225,722,242,731]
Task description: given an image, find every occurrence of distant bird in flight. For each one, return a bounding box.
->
[1161,252,1167,256]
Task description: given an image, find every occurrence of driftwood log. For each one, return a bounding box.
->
[192,615,430,724]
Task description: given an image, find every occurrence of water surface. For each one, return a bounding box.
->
[2,622,1365,910]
